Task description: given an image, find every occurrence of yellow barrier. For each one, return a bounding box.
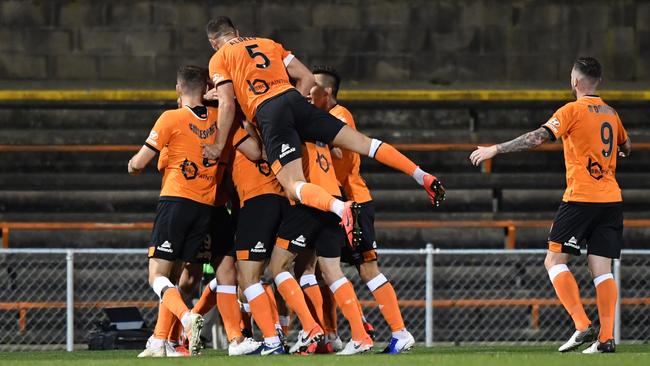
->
[1,89,650,102]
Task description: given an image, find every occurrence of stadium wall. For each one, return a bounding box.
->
[0,0,648,88]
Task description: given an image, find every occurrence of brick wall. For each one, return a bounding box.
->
[0,0,647,87]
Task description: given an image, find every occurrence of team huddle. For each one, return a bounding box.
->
[127,16,630,357]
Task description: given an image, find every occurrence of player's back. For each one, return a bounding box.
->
[147,106,219,206]
[544,96,627,203]
[209,37,293,121]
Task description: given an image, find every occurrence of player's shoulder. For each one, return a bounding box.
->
[331,104,355,123]
[159,107,184,122]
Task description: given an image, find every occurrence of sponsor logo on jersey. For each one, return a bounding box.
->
[147,130,159,145]
[546,117,560,134]
[564,236,580,250]
[180,159,199,180]
[188,122,217,139]
[251,241,266,253]
[157,241,174,253]
[291,235,307,247]
[279,143,296,159]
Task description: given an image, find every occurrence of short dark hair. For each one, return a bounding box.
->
[312,65,341,98]
[206,16,236,38]
[573,57,602,80]
[177,65,208,93]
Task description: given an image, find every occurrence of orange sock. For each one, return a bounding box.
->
[370,278,405,332]
[275,272,318,331]
[303,284,325,327]
[263,284,280,326]
[595,274,617,342]
[216,286,243,341]
[372,141,418,176]
[161,287,190,321]
[244,284,280,338]
[167,318,183,344]
[297,182,338,213]
[320,285,338,334]
[153,302,175,339]
[193,281,217,315]
[549,265,590,331]
[331,278,367,341]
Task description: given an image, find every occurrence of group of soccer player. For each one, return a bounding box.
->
[127,15,630,357]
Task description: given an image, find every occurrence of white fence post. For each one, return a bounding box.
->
[66,249,74,352]
[425,243,433,347]
[613,258,621,345]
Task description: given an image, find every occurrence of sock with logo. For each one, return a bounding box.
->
[367,273,405,332]
[300,275,325,327]
[244,283,280,341]
[368,139,419,179]
[330,277,367,342]
[216,285,243,342]
[153,302,175,340]
[320,285,338,335]
[295,182,344,217]
[262,283,281,327]
[548,264,591,331]
[275,271,318,331]
[594,273,617,342]
[192,278,218,315]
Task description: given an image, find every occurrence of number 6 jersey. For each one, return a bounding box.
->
[209,37,294,122]
[542,95,628,203]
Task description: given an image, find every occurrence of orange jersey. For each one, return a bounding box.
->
[329,105,372,203]
[542,96,628,203]
[209,37,294,121]
[145,106,219,206]
[231,126,284,206]
[302,140,341,197]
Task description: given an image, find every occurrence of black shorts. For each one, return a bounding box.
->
[149,197,213,263]
[235,194,289,261]
[548,201,624,259]
[208,205,236,259]
[277,204,345,258]
[255,89,346,173]
[341,201,378,265]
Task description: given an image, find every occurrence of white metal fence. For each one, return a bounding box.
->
[1,247,648,351]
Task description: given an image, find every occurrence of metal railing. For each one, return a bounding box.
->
[1,247,648,351]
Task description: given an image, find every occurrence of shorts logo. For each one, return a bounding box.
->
[291,235,307,247]
[251,241,266,253]
[372,241,377,249]
[279,143,296,159]
[157,241,173,253]
[564,236,580,250]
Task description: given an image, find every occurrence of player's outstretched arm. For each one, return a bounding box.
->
[286,57,316,96]
[203,82,236,160]
[619,137,632,158]
[470,127,551,166]
[128,145,157,175]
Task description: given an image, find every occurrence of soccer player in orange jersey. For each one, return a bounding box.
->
[310,67,415,354]
[268,122,374,356]
[128,66,218,357]
[201,17,445,248]
[470,57,631,354]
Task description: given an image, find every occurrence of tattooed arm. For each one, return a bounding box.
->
[469,127,552,166]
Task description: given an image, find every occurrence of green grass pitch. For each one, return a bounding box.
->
[1,345,649,366]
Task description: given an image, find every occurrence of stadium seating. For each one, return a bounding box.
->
[2,96,650,250]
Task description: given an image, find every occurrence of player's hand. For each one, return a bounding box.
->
[202,143,222,160]
[203,88,218,101]
[470,145,498,166]
[331,147,343,160]
[127,160,141,176]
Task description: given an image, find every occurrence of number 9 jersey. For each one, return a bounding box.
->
[209,37,294,122]
[542,95,628,203]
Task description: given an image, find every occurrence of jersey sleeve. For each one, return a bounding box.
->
[274,41,294,67]
[616,116,628,145]
[233,126,250,149]
[542,103,574,140]
[145,112,174,152]
[209,50,232,86]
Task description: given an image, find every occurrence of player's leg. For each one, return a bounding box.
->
[318,270,342,353]
[146,261,185,358]
[294,250,326,330]
[582,204,622,354]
